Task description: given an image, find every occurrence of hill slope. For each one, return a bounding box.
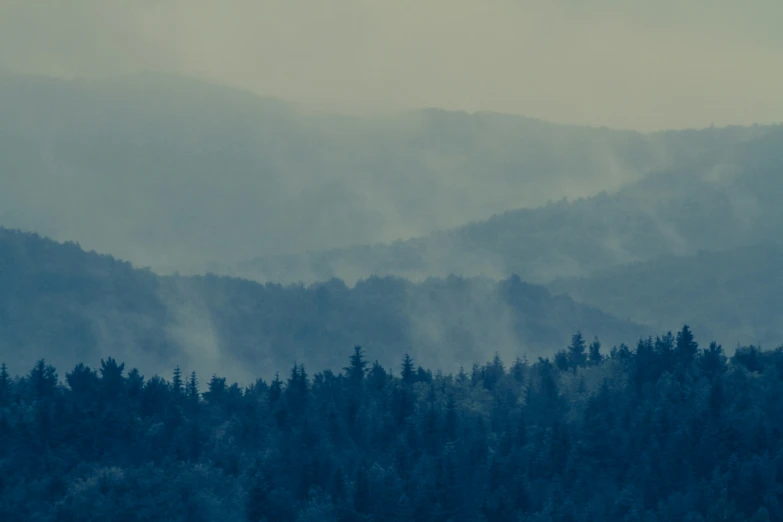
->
[0,71,769,270]
[0,228,644,380]
[549,244,783,349]
[230,126,783,285]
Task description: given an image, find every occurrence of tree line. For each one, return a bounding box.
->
[0,326,780,521]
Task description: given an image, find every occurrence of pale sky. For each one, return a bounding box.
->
[1,0,782,130]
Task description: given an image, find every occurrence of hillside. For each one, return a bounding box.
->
[230,126,783,285]
[0,229,175,376]
[548,244,783,349]
[3,326,778,522]
[0,228,644,380]
[0,71,769,271]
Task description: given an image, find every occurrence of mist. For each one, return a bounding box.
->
[2,0,782,131]
[1,71,699,271]
[4,3,783,519]
[3,0,781,273]
[231,124,783,289]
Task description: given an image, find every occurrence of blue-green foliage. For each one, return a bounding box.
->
[0,228,643,376]
[0,327,780,521]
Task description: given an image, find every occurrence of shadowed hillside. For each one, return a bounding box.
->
[0,71,769,271]
[0,228,644,380]
[230,126,783,285]
[549,244,783,349]
[2,325,781,521]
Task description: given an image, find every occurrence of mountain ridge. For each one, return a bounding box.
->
[0,227,646,381]
[548,242,783,349]
[227,126,783,285]
[1,71,773,271]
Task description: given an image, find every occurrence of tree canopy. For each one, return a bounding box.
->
[1,327,781,521]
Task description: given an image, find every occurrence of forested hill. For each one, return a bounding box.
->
[549,244,783,349]
[231,126,783,286]
[0,228,171,375]
[0,228,644,380]
[0,72,774,271]
[1,327,780,521]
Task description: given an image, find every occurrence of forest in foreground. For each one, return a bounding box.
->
[1,327,780,522]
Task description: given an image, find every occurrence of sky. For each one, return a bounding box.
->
[1,0,782,131]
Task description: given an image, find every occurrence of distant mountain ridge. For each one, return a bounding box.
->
[0,228,645,381]
[549,243,783,350]
[0,71,771,271]
[228,126,783,285]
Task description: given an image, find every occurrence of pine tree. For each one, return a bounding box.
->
[442,454,460,516]
[126,368,144,400]
[204,375,227,404]
[65,363,98,397]
[392,383,414,426]
[516,410,528,447]
[554,351,570,372]
[285,364,308,415]
[394,493,414,522]
[483,353,504,390]
[100,357,125,398]
[353,464,372,515]
[246,474,270,522]
[344,346,368,385]
[588,337,602,365]
[422,404,439,453]
[267,373,282,406]
[329,468,346,502]
[0,363,10,405]
[369,361,387,391]
[510,356,527,383]
[401,354,415,384]
[186,371,200,411]
[675,325,699,367]
[699,342,727,379]
[513,477,531,513]
[567,331,587,368]
[172,366,183,396]
[456,366,468,385]
[655,332,675,370]
[445,394,458,440]
[416,366,433,383]
[140,375,168,417]
[30,359,58,400]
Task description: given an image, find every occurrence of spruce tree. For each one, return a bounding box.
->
[246,474,270,522]
[401,354,415,384]
[567,331,587,368]
[675,325,699,366]
[100,357,125,398]
[445,394,458,440]
[369,361,387,391]
[588,337,602,365]
[344,346,368,385]
[172,366,183,396]
[353,464,372,515]
[0,363,9,405]
[186,371,200,411]
[267,373,282,406]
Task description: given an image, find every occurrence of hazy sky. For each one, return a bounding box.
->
[2,0,782,130]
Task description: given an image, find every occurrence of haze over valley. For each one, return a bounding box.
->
[2,71,754,271]
[3,3,783,519]
[1,67,781,376]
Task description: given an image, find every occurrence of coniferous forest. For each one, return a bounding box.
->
[1,327,780,522]
[3,10,783,522]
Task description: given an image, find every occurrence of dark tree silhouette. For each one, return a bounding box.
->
[0,327,781,522]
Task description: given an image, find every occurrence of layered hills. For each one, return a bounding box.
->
[0,71,769,271]
[0,228,643,380]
